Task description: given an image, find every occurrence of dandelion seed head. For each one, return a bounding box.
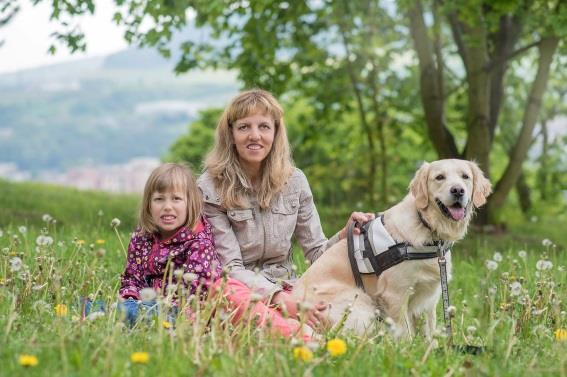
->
[536,259,553,271]
[9,257,22,272]
[42,214,52,223]
[36,235,53,246]
[97,210,104,217]
[0,229,3,237]
[18,226,27,235]
[182,272,198,283]
[173,269,184,279]
[140,288,157,302]
[518,250,527,259]
[485,260,498,271]
[110,218,121,228]
[447,306,457,317]
[493,252,503,262]
[542,238,553,247]
[250,293,263,303]
[509,281,522,296]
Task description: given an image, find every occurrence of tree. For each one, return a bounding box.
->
[405,0,565,223]
[5,0,565,222]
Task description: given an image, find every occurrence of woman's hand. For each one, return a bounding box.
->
[271,291,330,330]
[338,211,376,240]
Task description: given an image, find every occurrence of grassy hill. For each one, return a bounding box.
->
[0,180,565,376]
[0,179,139,231]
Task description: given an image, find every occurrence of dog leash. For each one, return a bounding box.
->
[437,244,453,346]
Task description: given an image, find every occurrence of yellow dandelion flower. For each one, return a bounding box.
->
[95,239,105,245]
[555,329,567,342]
[18,354,39,367]
[76,240,85,246]
[0,278,5,285]
[326,338,347,357]
[131,352,150,364]
[54,304,68,317]
[162,321,172,329]
[293,346,313,362]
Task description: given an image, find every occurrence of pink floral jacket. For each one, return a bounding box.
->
[119,217,222,301]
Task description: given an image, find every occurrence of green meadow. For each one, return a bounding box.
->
[1,179,565,376]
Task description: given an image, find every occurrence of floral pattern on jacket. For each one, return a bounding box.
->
[119,216,222,301]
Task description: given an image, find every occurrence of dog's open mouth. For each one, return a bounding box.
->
[436,198,466,221]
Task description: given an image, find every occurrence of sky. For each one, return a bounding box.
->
[0,0,127,74]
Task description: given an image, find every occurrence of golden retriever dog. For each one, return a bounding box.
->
[292,159,492,339]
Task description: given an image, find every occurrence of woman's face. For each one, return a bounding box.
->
[231,111,276,172]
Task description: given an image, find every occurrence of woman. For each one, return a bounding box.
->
[197,89,373,329]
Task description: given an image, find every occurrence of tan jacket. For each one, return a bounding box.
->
[197,168,339,299]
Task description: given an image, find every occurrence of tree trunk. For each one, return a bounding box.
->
[490,37,560,210]
[538,119,549,200]
[408,1,458,158]
[516,171,532,213]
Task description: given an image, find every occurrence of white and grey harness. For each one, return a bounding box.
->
[347,215,455,342]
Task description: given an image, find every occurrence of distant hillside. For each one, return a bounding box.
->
[0,179,139,230]
[0,48,239,176]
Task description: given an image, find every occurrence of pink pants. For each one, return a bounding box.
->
[211,278,311,342]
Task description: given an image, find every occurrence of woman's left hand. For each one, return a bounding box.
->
[338,211,376,240]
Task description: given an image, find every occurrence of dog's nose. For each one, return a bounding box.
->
[450,185,465,198]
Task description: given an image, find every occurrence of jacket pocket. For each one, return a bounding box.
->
[227,208,257,249]
[271,194,299,238]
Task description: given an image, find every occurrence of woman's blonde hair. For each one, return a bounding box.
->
[139,163,202,235]
[204,88,294,209]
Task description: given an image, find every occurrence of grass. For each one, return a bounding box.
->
[1,179,566,376]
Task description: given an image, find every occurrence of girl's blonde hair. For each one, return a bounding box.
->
[204,88,294,209]
[139,163,202,235]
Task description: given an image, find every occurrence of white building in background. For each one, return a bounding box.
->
[38,157,161,193]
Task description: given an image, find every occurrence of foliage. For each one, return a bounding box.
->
[0,181,566,376]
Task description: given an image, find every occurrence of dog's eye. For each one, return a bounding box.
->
[462,174,470,179]
[435,174,445,181]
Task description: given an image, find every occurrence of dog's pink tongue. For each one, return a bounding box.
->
[448,206,465,220]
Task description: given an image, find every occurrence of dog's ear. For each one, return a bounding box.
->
[468,161,492,208]
[410,162,430,209]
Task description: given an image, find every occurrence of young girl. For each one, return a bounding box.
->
[119,162,311,341]
[119,163,222,324]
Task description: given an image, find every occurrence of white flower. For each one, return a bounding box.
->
[541,239,553,247]
[110,218,121,228]
[493,252,503,262]
[518,250,527,259]
[18,226,27,235]
[488,286,497,296]
[509,282,522,296]
[42,214,53,223]
[9,257,23,272]
[97,210,104,217]
[183,272,198,283]
[139,288,157,302]
[447,306,457,317]
[250,293,263,303]
[36,235,53,246]
[86,311,105,321]
[536,260,553,271]
[173,269,184,279]
[485,260,498,271]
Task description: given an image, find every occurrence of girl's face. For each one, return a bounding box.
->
[150,188,187,238]
[231,111,275,172]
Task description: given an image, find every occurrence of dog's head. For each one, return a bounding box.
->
[409,159,492,240]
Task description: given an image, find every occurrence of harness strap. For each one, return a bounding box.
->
[347,221,365,290]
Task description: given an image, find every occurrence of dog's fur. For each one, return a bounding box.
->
[292,159,492,338]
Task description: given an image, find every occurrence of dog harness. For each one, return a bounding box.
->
[347,214,455,342]
[346,215,451,289]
